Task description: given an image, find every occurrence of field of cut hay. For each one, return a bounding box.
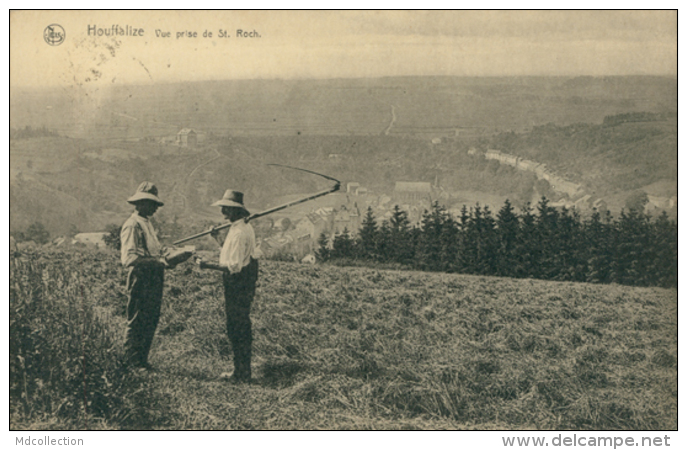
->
[10,249,677,430]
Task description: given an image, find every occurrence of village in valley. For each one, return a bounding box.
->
[11,122,677,262]
[254,179,434,261]
[234,141,676,262]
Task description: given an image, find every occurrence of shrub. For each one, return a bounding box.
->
[26,222,50,245]
[103,224,122,251]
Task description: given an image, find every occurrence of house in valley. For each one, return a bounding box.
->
[176,128,197,147]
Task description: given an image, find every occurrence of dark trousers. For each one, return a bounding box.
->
[125,265,164,367]
[222,258,258,381]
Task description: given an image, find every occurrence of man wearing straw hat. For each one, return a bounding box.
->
[196,190,259,383]
[119,181,170,370]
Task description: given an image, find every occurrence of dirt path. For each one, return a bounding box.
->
[185,148,222,182]
[383,105,396,135]
[166,148,222,214]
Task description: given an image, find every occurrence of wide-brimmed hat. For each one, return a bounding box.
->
[211,190,248,212]
[127,181,164,205]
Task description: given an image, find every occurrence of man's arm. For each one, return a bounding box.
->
[210,228,227,246]
[196,257,228,272]
[121,223,167,268]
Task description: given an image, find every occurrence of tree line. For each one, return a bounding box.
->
[319,198,677,289]
[10,126,60,140]
[602,111,677,127]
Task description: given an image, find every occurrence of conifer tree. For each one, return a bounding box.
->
[418,202,448,271]
[612,208,651,286]
[316,232,331,262]
[465,204,496,275]
[515,202,537,278]
[332,227,354,260]
[535,197,560,279]
[554,207,584,281]
[568,208,586,281]
[454,204,472,273]
[582,210,600,282]
[461,205,480,274]
[439,214,459,273]
[584,210,612,284]
[479,206,498,275]
[377,219,392,262]
[652,211,677,287]
[389,205,413,265]
[495,199,519,277]
[358,207,379,260]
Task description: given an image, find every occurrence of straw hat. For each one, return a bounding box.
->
[211,190,248,212]
[127,181,164,205]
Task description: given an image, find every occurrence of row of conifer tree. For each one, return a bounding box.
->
[317,198,677,288]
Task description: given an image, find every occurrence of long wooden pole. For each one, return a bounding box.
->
[173,183,340,246]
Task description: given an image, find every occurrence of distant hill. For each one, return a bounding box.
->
[488,114,677,199]
[10,76,676,139]
[9,137,313,235]
[10,76,677,236]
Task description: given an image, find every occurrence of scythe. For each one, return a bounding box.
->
[173,164,341,246]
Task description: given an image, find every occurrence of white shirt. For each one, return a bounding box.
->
[219,220,257,274]
[120,212,162,267]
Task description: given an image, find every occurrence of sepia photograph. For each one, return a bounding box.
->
[8,9,678,439]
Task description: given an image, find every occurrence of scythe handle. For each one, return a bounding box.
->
[246,184,340,222]
[173,182,340,246]
[173,223,232,246]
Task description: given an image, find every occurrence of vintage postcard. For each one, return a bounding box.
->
[9,9,678,443]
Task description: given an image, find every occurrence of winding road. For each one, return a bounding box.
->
[384,105,397,136]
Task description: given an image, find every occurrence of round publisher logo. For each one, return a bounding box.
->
[44,24,65,46]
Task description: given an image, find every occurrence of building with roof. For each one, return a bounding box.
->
[347,182,361,194]
[485,149,502,160]
[647,195,674,210]
[72,232,108,248]
[394,181,432,202]
[177,128,197,147]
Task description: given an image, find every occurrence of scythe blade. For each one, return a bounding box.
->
[266,163,342,185]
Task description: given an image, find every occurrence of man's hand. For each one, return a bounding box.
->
[209,226,224,245]
[194,256,227,272]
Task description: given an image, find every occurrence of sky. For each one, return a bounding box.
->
[10,10,677,88]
